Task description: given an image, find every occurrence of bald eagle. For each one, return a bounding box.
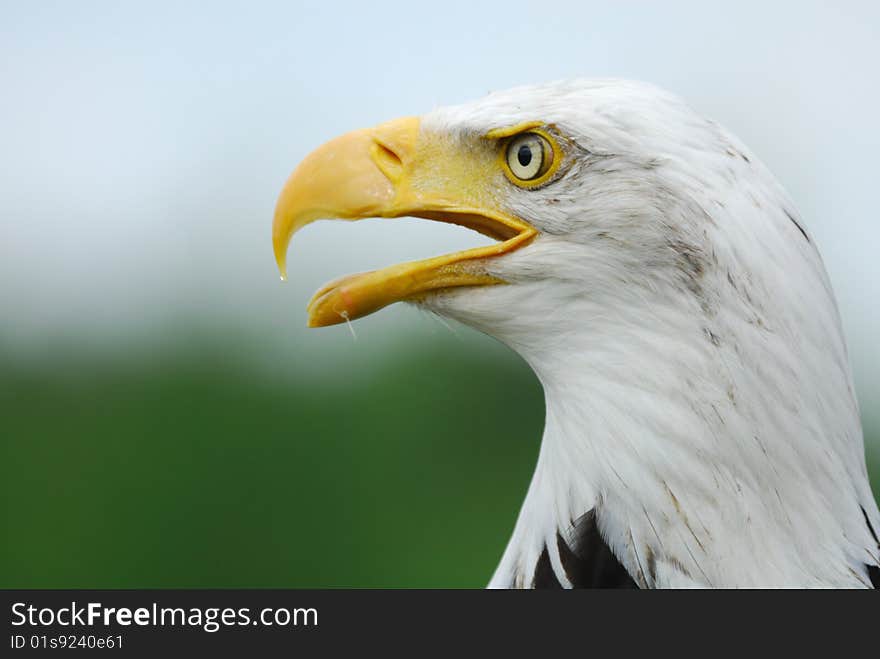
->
[272,80,880,588]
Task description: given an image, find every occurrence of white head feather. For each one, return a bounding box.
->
[419,80,879,587]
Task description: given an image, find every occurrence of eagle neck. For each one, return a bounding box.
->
[488,344,663,588]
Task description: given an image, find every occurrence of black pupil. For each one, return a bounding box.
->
[517,143,533,168]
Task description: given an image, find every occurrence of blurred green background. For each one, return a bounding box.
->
[1,330,877,587]
[2,1,879,586]
[0,331,548,587]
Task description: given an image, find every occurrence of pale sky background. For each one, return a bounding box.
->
[1,1,878,427]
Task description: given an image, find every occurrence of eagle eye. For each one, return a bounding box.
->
[503,132,557,187]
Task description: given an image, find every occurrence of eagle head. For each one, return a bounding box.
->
[272,80,880,588]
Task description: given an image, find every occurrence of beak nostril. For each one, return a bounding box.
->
[372,140,405,182]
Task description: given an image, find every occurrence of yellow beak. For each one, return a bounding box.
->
[272,116,536,327]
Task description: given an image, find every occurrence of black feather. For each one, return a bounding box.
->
[861,506,880,589]
[530,509,639,589]
[559,510,639,588]
[532,545,563,588]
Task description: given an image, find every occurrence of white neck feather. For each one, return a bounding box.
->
[483,269,878,587]
[421,79,879,587]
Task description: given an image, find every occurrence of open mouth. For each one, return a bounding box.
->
[301,211,535,327]
[272,117,537,327]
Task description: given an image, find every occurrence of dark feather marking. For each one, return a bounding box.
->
[628,528,649,587]
[704,328,721,347]
[664,554,693,580]
[783,208,810,243]
[645,546,657,584]
[868,565,880,589]
[864,506,880,545]
[847,565,871,588]
[556,510,638,589]
[532,545,563,589]
[664,482,707,552]
[861,506,880,588]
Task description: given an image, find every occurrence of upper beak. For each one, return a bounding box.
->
[272,116,536,327]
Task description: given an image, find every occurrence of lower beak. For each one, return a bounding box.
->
[272,116,536,327]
